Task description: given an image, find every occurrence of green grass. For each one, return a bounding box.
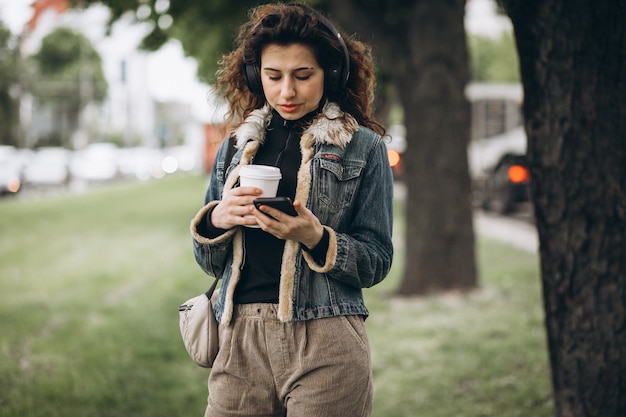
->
[0,175,553,417]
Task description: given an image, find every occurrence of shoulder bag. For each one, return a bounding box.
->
[178,277,219,368]
[179,136,235,368]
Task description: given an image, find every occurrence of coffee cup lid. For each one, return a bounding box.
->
[240,165,282,180]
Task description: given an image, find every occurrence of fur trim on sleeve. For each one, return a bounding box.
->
[220,229,243,324]
[301,226,338,273]
[189,201,237,245]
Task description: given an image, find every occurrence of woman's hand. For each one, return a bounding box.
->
[210,186,263,229]
[253,200,324,249]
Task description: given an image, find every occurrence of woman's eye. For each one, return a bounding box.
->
[266,74,312,81]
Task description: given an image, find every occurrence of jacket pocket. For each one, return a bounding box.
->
[316,158,364,211]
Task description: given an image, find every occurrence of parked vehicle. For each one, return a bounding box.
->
[69,143,120,182]
[466,83,530,214]
[22,147,72,187]
[468,126,531,214]
[117,147,166,181]
[0,146,24,196]
[161,145,199,174]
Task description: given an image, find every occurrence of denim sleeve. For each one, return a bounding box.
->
[203,139,231,204]
[190,139,236,278]
[328,139,394,288]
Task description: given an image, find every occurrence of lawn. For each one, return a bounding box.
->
[0,174,553,417]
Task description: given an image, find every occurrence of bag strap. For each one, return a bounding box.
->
[223,136,236,169]
[204,277,219,299]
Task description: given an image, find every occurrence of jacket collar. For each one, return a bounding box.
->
[233,101,358,150]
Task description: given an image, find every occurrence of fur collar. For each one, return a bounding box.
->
[233,102,358,150]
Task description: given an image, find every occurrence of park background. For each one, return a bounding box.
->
[1,1,554,416]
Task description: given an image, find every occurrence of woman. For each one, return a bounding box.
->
[190,3,394,416]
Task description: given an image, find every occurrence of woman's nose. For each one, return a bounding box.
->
[280,78,296,98]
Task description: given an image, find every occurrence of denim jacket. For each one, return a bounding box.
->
[190,102,394,323]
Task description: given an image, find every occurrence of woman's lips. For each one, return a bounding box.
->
[280,104,300,113]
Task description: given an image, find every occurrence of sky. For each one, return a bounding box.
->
[0,0,35,34]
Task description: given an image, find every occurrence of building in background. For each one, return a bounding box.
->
[8,0,216,163]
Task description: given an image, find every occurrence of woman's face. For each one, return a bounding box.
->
[260,43,324,120]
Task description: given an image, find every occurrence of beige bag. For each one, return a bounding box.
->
[178,278,219,368]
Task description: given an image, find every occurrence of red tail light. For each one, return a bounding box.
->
[508,165,530,183]
[387,150,401,168]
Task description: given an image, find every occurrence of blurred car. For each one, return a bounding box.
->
[0,146,24,196]
[70,143,120,182]
[22,147,71,187]
[479,154,530,214]
[468,127,531,214]
[161,145,200,174]
[118,147,166,181]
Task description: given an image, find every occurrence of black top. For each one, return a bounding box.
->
[235,110,307,303]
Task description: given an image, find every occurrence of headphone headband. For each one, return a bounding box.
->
[242,5,350,96]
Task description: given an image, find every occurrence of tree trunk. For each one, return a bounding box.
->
[396,1,477,294]
[503,0,626,415]
[330,0,478,296]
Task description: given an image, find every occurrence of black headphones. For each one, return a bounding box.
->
[242,5,350,97]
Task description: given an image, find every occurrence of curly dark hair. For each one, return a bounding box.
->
[213,2,385,136]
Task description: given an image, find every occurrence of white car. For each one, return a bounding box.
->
[117,147,165,181]
[23,147,71,187]
[70,143,120,182]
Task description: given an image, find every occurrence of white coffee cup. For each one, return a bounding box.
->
[239,165,282,196]
[239,165,282,227]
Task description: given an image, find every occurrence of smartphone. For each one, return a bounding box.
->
[253,197,298,218]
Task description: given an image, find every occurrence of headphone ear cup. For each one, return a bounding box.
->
[325,67,341,94]
[243,63,263,96]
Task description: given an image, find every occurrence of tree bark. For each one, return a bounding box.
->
[503,0,626,415]
[397,0,476,294]
[329,0,478,295]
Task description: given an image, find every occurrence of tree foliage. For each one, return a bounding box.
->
[469,32,520,82]
[76,0,261,84]
[26,27,108,147]
[28,27,108,107]
[0,21,20,146]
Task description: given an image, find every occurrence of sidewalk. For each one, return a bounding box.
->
[394,182,539,253]
[474,210,538,253]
